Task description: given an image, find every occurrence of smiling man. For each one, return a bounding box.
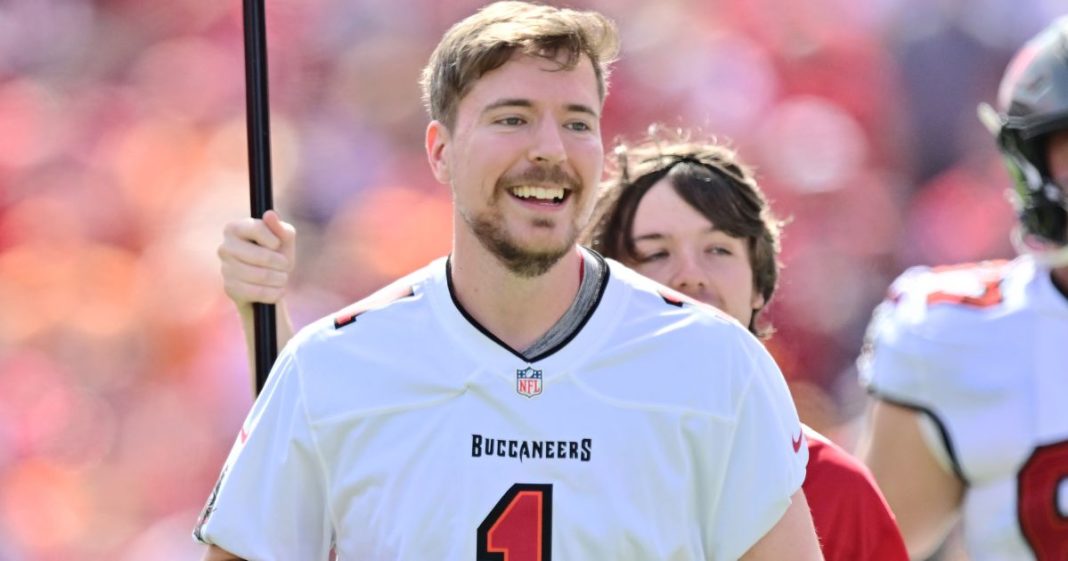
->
[200,2,822,559]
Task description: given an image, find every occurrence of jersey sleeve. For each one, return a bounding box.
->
[709,338,809,560]
[858,262,1009,405]
[857,267,934,403]
[856,263,1014,483]
[193,345,334,560]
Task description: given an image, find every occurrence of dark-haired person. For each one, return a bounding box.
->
[199,2,821,559]
[856,18,1068,561]
[585,131,907,561]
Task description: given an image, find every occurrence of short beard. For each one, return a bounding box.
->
[461,164,582,278]
[467,213,572,278]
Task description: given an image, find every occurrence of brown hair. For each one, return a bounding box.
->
[420,1,620,130]
[584,128,785,338]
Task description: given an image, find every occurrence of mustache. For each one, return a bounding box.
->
[499,165,581,191]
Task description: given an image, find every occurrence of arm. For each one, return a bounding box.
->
[217,210,298,394]
[857,400,964,559]
[740,490,823,561]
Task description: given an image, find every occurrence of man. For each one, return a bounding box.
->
[198,2,822,559]
[857,17,1068,561]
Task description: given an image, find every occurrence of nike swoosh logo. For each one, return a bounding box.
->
[792,430,803,453]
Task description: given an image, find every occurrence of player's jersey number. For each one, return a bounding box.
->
[1018,441,1068,560]
[477,483,553,561]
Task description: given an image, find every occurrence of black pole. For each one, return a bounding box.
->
[242,0,277,395]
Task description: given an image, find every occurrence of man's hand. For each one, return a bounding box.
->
[218,210,297,310]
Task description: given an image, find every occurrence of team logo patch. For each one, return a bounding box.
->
[516,366,543,398]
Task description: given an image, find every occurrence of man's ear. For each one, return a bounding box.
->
[426,120,451,184]
[750,287,766,314]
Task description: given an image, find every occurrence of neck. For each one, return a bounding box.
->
[449,241,582,352]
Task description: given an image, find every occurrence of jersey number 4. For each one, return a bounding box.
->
[1018,441,1068,560]
[477,483,553,561]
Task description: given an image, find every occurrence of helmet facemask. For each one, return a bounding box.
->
[980,107,1068,264]
[995,126,1068,248]
[977,17,1068,263]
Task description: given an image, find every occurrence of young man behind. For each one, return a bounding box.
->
[586,131,907,561]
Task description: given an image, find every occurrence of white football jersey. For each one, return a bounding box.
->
[196,255,807,560]
[860,256,1068,561]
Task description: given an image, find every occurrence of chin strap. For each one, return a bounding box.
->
[1012,226,1068,267]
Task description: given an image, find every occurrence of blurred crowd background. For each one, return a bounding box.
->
[0,0,1063,559]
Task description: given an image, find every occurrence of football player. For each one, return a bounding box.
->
[857,17,1068,561]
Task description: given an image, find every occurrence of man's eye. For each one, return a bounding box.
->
[566,121,592,132]
[637,251,668,263]
[497,117,525,126]
[707,246,733,256]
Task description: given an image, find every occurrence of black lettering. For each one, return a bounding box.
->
[469,435,592,463]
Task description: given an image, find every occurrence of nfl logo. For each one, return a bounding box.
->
[516,366,543,398]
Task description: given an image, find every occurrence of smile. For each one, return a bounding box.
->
[508,185,569,204]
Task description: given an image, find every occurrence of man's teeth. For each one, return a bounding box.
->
[511,186,565,201]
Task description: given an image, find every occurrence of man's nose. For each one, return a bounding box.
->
[670,252,708,294]
[528,118,566,165]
